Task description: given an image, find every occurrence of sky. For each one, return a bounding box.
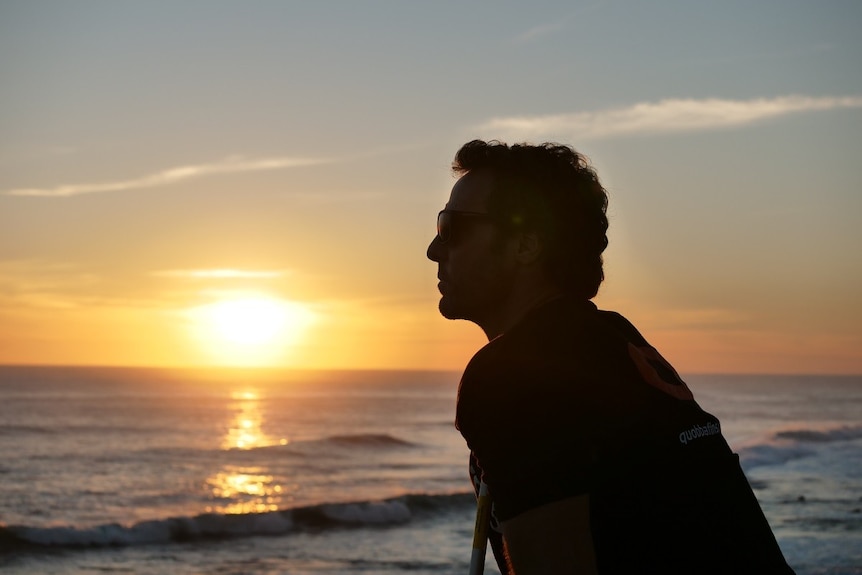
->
[1,0,860,374]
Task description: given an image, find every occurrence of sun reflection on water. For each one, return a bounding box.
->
[206,469,284,514]
[222,390,286,450]
[206,389,290,514]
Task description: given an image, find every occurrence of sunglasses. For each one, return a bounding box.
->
[436,210,495,244]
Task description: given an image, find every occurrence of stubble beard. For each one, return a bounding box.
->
[437,277,510,330]
[438,294,468,322]
[438,290,485,324]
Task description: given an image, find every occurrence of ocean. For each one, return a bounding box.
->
[0,366,860,574]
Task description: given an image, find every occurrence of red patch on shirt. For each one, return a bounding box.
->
[628,343,694,401]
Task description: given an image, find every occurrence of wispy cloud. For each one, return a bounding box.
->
[513,21,567,44]
[477,95,862,141]
[153,269,289,279]
[512,2,604,45]
[5,156,330,197]
[0,260,97,311]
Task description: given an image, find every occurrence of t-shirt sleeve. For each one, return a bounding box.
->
[456,349,607,521]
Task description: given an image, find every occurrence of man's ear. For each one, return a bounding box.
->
[514,231,543,265]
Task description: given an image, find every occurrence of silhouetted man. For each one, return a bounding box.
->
[427,140,795,574]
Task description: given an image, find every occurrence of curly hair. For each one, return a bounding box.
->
[452,139,609,299]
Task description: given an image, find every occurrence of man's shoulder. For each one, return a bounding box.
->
[510,297,645,342]
[460,298,640,393]
[493,299,645,361]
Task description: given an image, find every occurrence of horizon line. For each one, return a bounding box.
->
[0,363,859,378]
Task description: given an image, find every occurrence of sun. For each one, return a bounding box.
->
[208,298,290,345]
[189,295,316,366]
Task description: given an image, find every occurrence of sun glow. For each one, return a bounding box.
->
[208,298,290,345]
[189,295,316,366]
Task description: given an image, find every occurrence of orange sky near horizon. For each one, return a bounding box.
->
[2,2,861,375]
[0,265,858,374]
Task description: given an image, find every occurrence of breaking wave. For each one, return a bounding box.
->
[0,492,474,553]
[324,433,415,447]
[738,423,862,471]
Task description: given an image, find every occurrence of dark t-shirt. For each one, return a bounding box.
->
[456,297,794,574]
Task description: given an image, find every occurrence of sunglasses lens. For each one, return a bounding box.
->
[437,212,451,243]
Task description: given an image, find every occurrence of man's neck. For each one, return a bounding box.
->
[480,285,564,341]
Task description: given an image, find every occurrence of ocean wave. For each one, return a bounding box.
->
[324,433,415,447]
[774,425,862,443]
[0,424,56,435]
[738,443,816,470]
[0,423,158,436]
[738,423,862,471]
[0,492,474,553]
[211,433,417,457]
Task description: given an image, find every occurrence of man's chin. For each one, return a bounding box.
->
[438,297,462,320]
[438,297,476,322]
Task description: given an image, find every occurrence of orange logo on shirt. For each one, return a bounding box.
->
[627,343,694,401]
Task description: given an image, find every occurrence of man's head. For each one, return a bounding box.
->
[427,140,609,334]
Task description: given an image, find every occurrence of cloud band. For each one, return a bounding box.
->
[478,95,862,142]
[6,156,328,197]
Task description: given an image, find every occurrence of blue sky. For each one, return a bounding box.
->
[1,1,860,372]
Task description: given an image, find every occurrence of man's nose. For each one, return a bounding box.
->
[427,234,442,262]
